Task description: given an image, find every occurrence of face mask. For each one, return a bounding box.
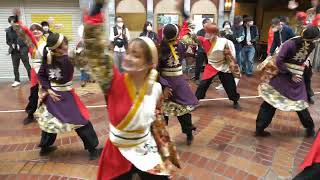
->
[43,26,49,32]
[224,25,231,29]
[147,26,152,31]
[272,27,279,32]
[248,22,254,26]
[117,22,124,28]
[122,60,149,72]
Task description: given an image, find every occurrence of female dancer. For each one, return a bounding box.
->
[83,2,179,179]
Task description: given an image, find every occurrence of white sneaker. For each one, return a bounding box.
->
[11,81,20,87]
[215,84,224,90]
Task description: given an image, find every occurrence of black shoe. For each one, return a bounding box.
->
[23,117,35,125]
[308,98,315,105]
[186,133,194,146]
[39,146,57,156]
[89,148,103,160]
[306,129,315,138]
[233,101,241,111]
[255,130,271,137]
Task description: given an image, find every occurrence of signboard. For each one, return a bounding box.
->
[157,14,179,25]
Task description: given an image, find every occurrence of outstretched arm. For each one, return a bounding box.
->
[11,9,38,50]
[83,1,114,95]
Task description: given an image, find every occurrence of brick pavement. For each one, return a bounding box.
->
[0,73,319,180]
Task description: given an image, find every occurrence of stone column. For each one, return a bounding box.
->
[184,0,191,16]
[108,0,116,42]
[229,0,236,24]
[218,0,225,28]
[147,0,153,24]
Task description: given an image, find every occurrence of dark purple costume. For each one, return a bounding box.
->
[269,39,312,102]
[158,42,199,108]
[38,55,89,126]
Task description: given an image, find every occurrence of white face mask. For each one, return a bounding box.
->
[43,26,49,32]
[224,25,231,29]
[272,27,279,32]
[117,22,124,28]
[239,21,243,26]
[146,25,152,31]
[122,60,149,72]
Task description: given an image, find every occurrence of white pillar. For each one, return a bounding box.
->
[218,0,225,28]
[184,0,191,16]
[229,0,236,24]
[147,0,153,24]
[108,0,116,42]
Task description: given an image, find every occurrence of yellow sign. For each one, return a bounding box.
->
[31,14,73,40]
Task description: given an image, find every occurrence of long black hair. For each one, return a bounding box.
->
[142,21,152,34]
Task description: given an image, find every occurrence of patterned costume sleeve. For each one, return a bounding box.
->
[83,2,114,94]
[151,95,181,169]
[11,15,38,50]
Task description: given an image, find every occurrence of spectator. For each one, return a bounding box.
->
[197,18,211,37]
[232,16,245,72]
[140,21,158,44]
[269,17,295,55]
[220,21,233,41]
[5,15,31,87]
[109,16,130,72]
[41,21,53,38]
[241,16,259,76]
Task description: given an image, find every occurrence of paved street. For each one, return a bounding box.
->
[0,73,319,180]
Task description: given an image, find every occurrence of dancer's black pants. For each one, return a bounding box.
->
[293,163,320,180]
[256,101,314,132]
[195,72,240,102]
[164,113,193,135]
[39,121,99,152]
[194,51,207,80]
[25,84,39,119]
[304,65,314,101]
[113,165,169,180]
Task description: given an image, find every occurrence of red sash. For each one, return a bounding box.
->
[300,133,320,170]
[97,66,135,180]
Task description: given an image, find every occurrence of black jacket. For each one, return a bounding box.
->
[139,31,158,44]
[5,26,28,55]
[197,29,206,37]
[242,25,259,46]
[270,25,295,55]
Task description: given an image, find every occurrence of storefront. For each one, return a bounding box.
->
[0,0,81,79]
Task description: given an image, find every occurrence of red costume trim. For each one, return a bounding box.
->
[300,133,320,170]
[70,89,89,121]
[30,69,38,87]
[197,36,219,80]
[178,20,190,40]
[18,21,38,48]
[97,66,134,180]
[84,12,104,25]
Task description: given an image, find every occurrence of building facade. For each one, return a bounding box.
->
[0,0,235,79]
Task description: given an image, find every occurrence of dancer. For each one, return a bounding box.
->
[33,32,100,159]
[23,23,47,125]
[158,22,199,145]
[255,26,319,137]
[83,2,180,179]
[195,23,241,110]
[9,11,47,125]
